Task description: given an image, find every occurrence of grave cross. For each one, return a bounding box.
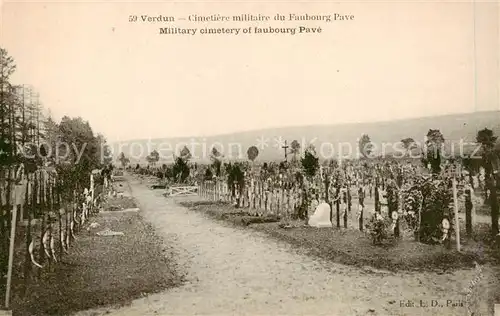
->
[282,140,289,162]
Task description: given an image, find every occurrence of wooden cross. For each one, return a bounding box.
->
[282,140,289,162]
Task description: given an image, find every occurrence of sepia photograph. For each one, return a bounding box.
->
[0,0,499,315]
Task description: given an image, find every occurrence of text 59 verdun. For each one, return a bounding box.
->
[128,13,354,23]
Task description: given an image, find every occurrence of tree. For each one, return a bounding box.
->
[118,152,130,168]
[400,138,416,155]
[477,128,499,235]
[211,147,221,158]
[226,162,245,207]
[180,145,192,161]
[41,115,59,162]
[56,116,103,194]
[301,144,319,179]
[358,134,374,158]
[247,145,259,162]
[14,85,34,155]
[210,147,222,177]
[424,129,444,174]
[146,149,159,166]
[0,48,16,83]
[58,116,100,167]
[97,134,113,166]
[0,48,17,166]
[477,128,497,173]
[290,140,301,163]
[172,156,190,183]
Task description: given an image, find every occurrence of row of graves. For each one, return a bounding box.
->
[198,160,494,247]
[0,164,108,311]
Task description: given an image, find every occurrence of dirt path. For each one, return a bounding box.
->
[76,177,497,316]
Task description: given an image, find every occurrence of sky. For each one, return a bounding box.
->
[1,0,499,142]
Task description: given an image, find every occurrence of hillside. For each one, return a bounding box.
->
[109,110,500,164]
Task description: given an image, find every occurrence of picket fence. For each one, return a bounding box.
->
[197,175,374,226]
[196,167,484,236]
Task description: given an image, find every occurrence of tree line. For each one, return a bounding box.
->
[0,47,112,187]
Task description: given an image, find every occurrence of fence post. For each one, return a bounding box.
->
[38,173,46,275]
[5,195,17,309]
[90,174,95,213]
[452,177,461,252]
[343,190,348,229]
[358,186,364,231]
[23,174,33,294]
[213,181,216,201]
[465,184,473,238]
[335,186,340,228]
[5,177,23,309]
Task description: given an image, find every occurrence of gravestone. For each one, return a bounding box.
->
[308,202,332,228]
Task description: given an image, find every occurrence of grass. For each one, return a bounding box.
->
[11,195,183,316]
[105,196,137,211]
[180,200,497,273]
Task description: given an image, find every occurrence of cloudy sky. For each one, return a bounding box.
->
[1,0,499,142]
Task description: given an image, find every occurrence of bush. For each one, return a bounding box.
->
[172,157,190,183]
[401,183,422,238]
[418,177,453,244]
[366,213,389,245]
[204,168,213,181]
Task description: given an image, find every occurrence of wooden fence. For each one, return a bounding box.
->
[197,175,369,225]
[0,165,103,309]
[197,168,487,235]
